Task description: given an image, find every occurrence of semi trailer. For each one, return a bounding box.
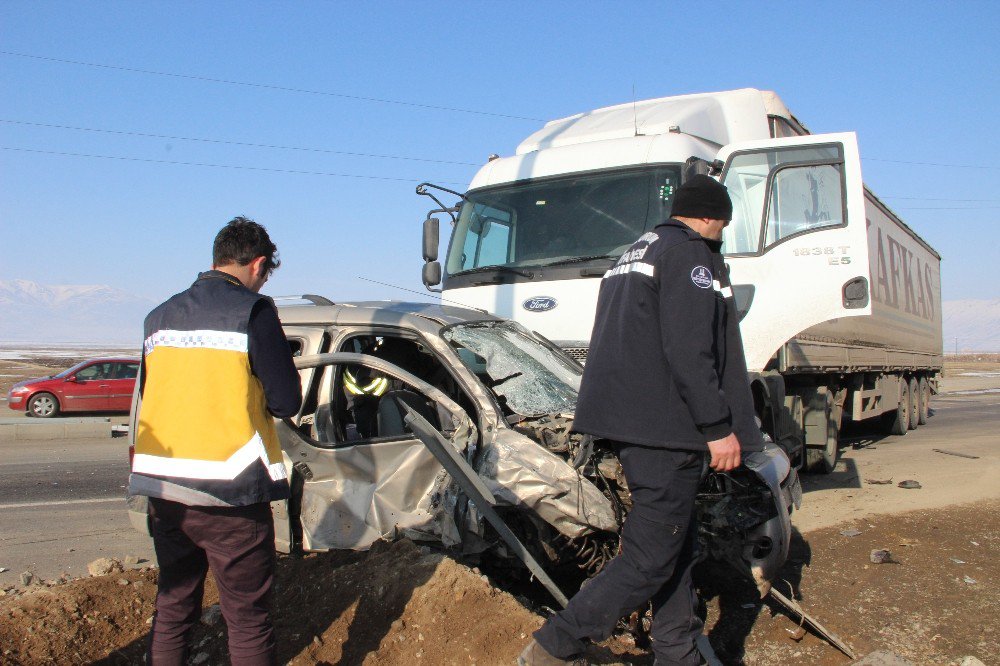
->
[418,88,943,473]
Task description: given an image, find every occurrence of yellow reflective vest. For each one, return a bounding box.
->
[130,272,288,506]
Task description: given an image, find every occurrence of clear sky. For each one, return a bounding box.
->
[1,1,998,304]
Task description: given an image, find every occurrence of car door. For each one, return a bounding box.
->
[106,362,139,411]
[273,352,476,553]
[64,361,114,412]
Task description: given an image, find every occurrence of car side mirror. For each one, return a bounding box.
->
[65,376,78,383]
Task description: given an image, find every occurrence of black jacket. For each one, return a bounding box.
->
[573,219,764,452]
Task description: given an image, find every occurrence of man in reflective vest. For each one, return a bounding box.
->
[130,217,302,665]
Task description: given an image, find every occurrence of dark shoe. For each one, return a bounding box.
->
[517,639,585,665]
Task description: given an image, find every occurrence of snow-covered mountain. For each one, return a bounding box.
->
[0,280,156,344]
[943,299,1000,353]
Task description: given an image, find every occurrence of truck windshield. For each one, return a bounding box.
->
[445,165,682,276]
[443,321,582,417]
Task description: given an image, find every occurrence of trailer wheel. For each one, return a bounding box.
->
[883,376,910,436]
[805,392,839,474]
[907,377,920,429]
[917,376,930,425]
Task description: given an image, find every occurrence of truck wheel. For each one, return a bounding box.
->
[805,392,839,474]
[883,377,910,436]
[908,377,920,429]
[917,377,930,425]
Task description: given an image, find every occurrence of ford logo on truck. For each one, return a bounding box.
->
[523,296,558,312]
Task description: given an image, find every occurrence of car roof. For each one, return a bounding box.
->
[81,357,141,363]
[276,299,501,332]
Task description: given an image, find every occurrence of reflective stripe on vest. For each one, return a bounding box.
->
[343,369,388,396]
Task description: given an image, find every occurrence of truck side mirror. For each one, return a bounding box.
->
[423,217,440,262]
[422,261,442,288]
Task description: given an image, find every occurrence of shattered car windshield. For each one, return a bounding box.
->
[443,321,581,416]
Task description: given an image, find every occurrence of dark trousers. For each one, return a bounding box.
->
[534,445,704,666]
[148,498,278,666]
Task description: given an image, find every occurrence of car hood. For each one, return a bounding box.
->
[11,377,52,390]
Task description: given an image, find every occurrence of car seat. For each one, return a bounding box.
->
[376,389,440,438]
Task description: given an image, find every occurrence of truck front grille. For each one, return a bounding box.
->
[562,347,589,364]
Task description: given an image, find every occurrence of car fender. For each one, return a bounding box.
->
[478,428,618,537]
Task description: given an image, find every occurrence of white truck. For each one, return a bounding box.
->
[418,88,943,473]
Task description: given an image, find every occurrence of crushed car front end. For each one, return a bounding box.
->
[268,302,799,601]
[440,319,801,594]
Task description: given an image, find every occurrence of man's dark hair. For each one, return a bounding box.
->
[212,216,280,274]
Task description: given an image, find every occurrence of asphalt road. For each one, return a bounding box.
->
[794,385,1000,532]
[0,440,129,505]
[0,433,156,586]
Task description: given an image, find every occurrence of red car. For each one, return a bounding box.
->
[6,357,140,418]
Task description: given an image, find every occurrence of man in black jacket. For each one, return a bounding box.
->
[520,175,763,666]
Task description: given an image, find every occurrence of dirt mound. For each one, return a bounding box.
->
[0,567,160,664]
[272,538,543,665]
[0,539,545,665]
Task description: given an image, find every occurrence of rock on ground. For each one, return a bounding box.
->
[87,558,124,577]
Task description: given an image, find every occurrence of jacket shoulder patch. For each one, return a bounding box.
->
[690,266,713,288]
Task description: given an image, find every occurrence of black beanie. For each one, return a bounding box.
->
[670,174,733,221]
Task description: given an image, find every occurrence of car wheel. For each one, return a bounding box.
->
[28,392,60,418]
[917,376,930,425]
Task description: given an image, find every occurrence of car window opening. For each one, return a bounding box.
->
[309,334,475,446]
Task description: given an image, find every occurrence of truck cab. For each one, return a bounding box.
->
[419,89,942,474]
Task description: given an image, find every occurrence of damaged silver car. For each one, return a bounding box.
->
[273,298,802,600]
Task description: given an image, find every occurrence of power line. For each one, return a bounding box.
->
[358,276,488,313]
[0,50,545,122]
[863,157,999,170]
[895,205,1000,210]
[0,118,480,166]
[881,196,1000,202]
[0,146,466,184]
